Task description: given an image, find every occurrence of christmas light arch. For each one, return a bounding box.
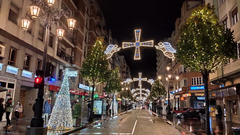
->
[105,29,176,61]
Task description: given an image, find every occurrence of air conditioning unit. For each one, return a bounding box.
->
[0,44,5,58]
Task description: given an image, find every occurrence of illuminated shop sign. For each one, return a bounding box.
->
[79,84,89,90]
[197,97,205,100]
[190,86,205,90]
[22,70,33,78]
[6,65,18,75]
[0,63,3,71]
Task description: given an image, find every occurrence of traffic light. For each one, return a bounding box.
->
[34,70,44,88]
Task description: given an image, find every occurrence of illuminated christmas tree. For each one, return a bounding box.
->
[80,37,109,121]
[177,4,236,135]
[47,69,73,130]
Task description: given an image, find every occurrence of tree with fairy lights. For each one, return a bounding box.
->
[47,69,73,130]
[104,67,121,114]
[177,4,237,135]
[80,37,109,121]
[148,80,166,102]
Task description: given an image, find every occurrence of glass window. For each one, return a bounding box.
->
[222,17,228,29]
[8,48,17,66]
[49,34,53,47]
[23,54,31,70]
[7,83,14,89]
[8,3,19,24]
[38,25,44,41]
[0,81,6,87]
[37,59,42,70]
[232,7,239,25]
[58,69,62,80]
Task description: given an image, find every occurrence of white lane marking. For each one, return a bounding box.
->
[131,120,138,135]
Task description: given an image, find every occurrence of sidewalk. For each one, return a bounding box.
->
[151,110,240,135]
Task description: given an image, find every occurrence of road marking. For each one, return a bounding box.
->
[131,120,137,134]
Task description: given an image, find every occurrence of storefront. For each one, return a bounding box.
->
[209,84,240,124]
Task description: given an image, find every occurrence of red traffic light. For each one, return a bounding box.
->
[35,77,43,84]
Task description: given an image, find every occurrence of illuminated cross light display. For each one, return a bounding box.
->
[133,72,148,87]
[155,42,176,61]
[104,44,121,59]
[122,29,154,60]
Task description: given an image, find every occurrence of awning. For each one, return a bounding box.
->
[0,86,7,92]
[209,83,240,99]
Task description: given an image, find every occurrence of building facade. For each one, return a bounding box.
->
[157,0,218,110]
[206,0,240,124]
[0,0,113,119]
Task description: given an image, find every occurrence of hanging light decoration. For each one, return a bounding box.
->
[47,0,55,7]
[56,28,65,40]
[67,18,76,30]
[21,18,31,32]
[29,4,41,19]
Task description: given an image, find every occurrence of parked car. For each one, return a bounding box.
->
[180,108,201,119]
[172,108,189,117]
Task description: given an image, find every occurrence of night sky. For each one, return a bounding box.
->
[98,0,184,89]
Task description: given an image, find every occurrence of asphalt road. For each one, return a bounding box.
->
[71,109,182,135]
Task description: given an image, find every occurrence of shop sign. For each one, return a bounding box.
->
[67,71,78,77]
[22,70,33,78]
[99,96,105,98]
[0,63,3,71]
[197,97,205,100]
[183,93,191,97]
[49,85,60,92]
[79,84,89,90]
[84,92,88,96]
[195,93,204,96]
[6,65,18,75]
[190,86,205,90]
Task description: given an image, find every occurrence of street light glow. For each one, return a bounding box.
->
[158,76,161,80]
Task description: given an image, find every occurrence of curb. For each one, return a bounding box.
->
[61,109,133,135]
[149,110,195,135]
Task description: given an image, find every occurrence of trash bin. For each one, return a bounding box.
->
[232,127,240,135]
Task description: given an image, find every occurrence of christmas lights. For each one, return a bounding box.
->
[122,78,133,84]
[48,69,73,130]
[104,44,121,59]
[122,29,154,60]
[133,72,147,87]
[147,79,154,85]
[155,42,176,61]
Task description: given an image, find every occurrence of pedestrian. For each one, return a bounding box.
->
[5,98,13,128]
[14,102,23,121]
[0,98,4,122]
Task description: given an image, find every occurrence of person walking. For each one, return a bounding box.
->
[217,105,222,121]
[0,98,4,122]
[5,98,14,128]
[14,102,23,121]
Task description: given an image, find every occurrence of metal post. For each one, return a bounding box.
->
[31,26,50,127]
[167,80,171,115]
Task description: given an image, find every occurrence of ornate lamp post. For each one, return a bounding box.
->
[21,0,76,128]
[158,66,179,115]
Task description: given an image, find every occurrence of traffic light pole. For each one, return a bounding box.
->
[30,26,50,127]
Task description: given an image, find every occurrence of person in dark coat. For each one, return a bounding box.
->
[0,98,4,121]
[217,105,222,120]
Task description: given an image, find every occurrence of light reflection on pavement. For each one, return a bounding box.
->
[170,116,240,135]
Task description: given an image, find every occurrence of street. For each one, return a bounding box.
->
[71,109,181,135]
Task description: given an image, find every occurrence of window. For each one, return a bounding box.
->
[37,59,42,70]
[191,77,203,86]
[49,34,53,47]
[180,79,187,87]
[222,17,228,29]
[23,54,31,70]
[221,0,226,4]
[237,43,240,59]
[58,69,62,80]
[8,3,19,24]
[38,25,44,41]
[179,65,186,74]
[232,7,239,25]
[27,22,32,34]
[8,48,17,66]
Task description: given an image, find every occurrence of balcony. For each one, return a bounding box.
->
[57,48,72,64]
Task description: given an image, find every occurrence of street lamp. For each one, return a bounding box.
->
[21,0,76,128]
[166,66,170,71]
[158,76,161,80]
[56,28,65,40]
[29,4,40,19]
[21,18,31,32]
